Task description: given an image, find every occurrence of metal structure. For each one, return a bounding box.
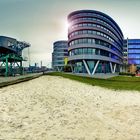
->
[0,36,30,76]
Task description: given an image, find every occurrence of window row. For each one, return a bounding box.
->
[53,58,64,61]
[128,54,140,59]
[70,22,115,37]
[53,49,68,53]
[128,49,140,53]
[111,54,121,61]
[53,53,68,56]
[128,39,140,43]
[69,29,114,42]
[69,48,98,56]
[69,48,109,56]
[69,38,109,46]
[69,38,121,54]
[70,16,118,35]
[54,45,68,49]
[128,60,140,65]
[54,42,67,46]
[69,48,121,61]
[128,45,140,49]
[111,46,122,56]
[70,13,114,28]
[53,62,64,65]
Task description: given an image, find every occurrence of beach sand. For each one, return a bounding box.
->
[0,76,140,140]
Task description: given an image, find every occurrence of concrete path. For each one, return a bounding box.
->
[0,73,42,88]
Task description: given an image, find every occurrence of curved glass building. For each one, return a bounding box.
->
[52,40,68,71]
[68,10,124,75]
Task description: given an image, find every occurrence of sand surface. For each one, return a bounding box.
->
[0,76,140,140]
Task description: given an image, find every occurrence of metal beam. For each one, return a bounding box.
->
[113,64,116,73]
[10,62,12,75]
[83,60,91,75]
[70,65,74,73]
[57,66,60,72]
[20,61,23,75]
[60,67,63,72]
[92,60,100,75]
[5,57,8,77]
[110,62,113,73]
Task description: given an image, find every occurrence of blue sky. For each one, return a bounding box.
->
[0,0,139,67]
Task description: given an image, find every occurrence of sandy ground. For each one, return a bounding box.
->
[0,76,140,140]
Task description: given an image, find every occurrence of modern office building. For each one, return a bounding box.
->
[67,10,124,75]
[127,39,140,65]
[52,40,68,71]
[123,39,140,73]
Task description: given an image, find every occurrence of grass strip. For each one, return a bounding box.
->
[44,72,140,91]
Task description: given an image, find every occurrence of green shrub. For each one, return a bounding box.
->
[63,65,72,72]
[119,72,135,76]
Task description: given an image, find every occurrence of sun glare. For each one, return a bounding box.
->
[65,21,71,29]
[60,20,71,38]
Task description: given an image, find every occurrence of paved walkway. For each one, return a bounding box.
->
[0,73,43,88]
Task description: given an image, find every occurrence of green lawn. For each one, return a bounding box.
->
[45,72,140,91]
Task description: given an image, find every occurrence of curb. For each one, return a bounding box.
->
[0,74,42,88]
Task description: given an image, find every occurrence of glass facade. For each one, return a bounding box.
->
[69,48,116,58]
[69,15,123,38]
[73,61,120,74]
[70,24,116,39]
[68,10,124,75]
[127,39,140,65]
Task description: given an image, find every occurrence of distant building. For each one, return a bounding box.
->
[127,39,140,65]
[123,39,140,73]
[52,40,68,71]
